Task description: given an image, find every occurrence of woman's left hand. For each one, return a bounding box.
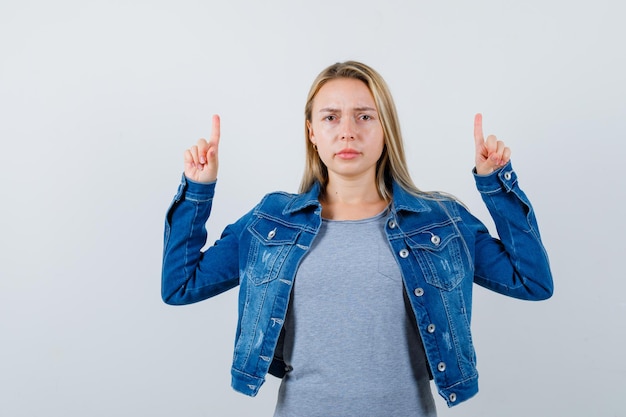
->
[473,113,511,175]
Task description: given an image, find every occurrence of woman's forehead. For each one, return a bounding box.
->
[313,78,376,108]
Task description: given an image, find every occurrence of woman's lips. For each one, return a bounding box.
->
[335,148,360,159]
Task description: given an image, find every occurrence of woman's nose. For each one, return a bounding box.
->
[340,118,356,141]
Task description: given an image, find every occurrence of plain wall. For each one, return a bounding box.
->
[1,1,624,416]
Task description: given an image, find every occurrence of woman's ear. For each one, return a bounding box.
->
[307,120,315,144]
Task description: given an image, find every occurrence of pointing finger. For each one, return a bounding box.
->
[474,113,484,149]
[210,114,220,142]
[209,114,220,156]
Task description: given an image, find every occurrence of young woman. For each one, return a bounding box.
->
[162,61,553,416]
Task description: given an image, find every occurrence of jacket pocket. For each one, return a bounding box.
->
[246,217,301,285]
[407,221,468,291]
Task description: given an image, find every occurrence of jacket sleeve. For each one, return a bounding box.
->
[469,162,553,300]
[161,175,243,305]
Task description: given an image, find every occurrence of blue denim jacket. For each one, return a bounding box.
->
[161,162,553,407]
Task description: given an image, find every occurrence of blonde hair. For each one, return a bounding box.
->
[299,61,424,200]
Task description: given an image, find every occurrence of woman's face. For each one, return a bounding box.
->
[307,78,385,183]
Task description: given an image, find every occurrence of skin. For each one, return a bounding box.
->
[474,113,511,175]
[183,87,512,217]
[306,78,387,220]
[184,114,220,184]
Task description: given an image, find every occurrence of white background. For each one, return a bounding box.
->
[1,1,624,416]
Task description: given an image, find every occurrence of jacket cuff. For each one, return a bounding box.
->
[231,369,264,397]
[174,173,216,203]
[473,161,518,194]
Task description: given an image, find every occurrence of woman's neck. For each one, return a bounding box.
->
[320,177,388,220]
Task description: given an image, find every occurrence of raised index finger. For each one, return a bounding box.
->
[210,114,221,145]
[474,113,484,148]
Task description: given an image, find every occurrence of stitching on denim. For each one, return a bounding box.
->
[182,202,202,290]
[440,288,473,379]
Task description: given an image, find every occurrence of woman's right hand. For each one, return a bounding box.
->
[184,114,220,183]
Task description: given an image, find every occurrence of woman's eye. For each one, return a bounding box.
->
[325,115,336,121]
[360,114,372,121]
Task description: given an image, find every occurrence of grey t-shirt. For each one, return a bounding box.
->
[274,209,437,417]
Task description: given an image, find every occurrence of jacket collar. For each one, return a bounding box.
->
[285,181,432,215]
[284,182,322,214]
[390,181,432,214]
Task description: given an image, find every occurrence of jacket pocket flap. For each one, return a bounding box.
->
[406,222,459,252]
[248,218,301,245]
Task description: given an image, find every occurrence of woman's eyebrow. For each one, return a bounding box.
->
[318,106,377,113]
[353,106,377,112]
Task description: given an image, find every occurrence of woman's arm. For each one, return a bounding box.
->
[161,115,242,305]
[470,164,553,300]
[469,114,553,300]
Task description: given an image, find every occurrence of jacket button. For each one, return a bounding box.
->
[430,235,441,245]
[437,362,446,372]
[449,393,457,402]
[388,219,397,229]
[414,287,424,297]
[427,324,436,333]
[504,171,513,181]
[267,228,276,240]
[399,249,409,258]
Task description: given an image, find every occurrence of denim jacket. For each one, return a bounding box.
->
[161,161,553,407]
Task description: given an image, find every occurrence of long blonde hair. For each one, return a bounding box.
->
[299,61,424,200]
